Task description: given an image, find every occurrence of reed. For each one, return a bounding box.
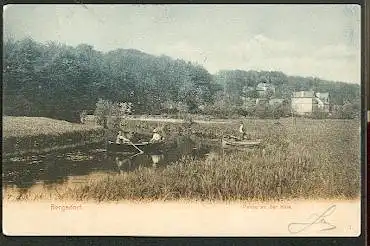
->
[4,118,361,202]
[3,116,105,156]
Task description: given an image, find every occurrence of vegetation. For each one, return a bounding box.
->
[3,116,101,138]
[93,99,133,129]
[3,116,104,156]
[4,118,360,201]
[3,38,360,122]
[2,37,361,201]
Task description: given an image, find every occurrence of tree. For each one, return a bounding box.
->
[265,88,274,100]
[3,38,360,120]
[94,99,112,128]
[244,88,259,98]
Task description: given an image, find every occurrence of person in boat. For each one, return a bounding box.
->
[239,121,246,139]
[149,128,163,143]
[116,130,131,144]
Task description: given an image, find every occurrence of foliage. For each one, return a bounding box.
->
[310,111,329,119]
[3,38,360,121]
[93,99,133,129]
[79,110,88,124]
[3,116,101,138]
[5,118,360,201]
[160,100,178,114]
[94,99,111,128]
[3,38,216,121]
[214,70,360,111]
[330,99,360,119]
[3,116,104,156]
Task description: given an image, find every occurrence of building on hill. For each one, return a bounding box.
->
[316,92,329,104]
[256,83,275,97]
[269,98,284,106]
[291,91,330,116]
[255,97,269,106]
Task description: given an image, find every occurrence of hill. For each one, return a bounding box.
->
[3,38,360,121]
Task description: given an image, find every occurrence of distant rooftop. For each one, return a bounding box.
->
[269,98,284,104]
[256,82,274,91]
[316,92,329,100]
[292,91,315,98]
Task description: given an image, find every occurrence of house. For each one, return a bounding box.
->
[255,97,269,106]
[316,92,329,104]
[269,98,284,106]
[291,91,330,115]
[242,86,255,94]
[256,83,275,97]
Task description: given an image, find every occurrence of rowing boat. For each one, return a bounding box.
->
[107,141,164,153]
[222,139,262,148]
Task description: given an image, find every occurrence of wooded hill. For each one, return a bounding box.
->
[3,38,360,121]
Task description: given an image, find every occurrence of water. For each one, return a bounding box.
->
[2,136,219,189]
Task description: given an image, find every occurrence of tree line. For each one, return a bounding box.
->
[3,38,361,121]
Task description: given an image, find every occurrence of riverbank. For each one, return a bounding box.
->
[3,199,361,236]
[4,119,360,201]
[3,116,105,157]
[3,116,360,202]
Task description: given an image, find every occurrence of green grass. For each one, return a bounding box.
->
[3,116,101,138]
[3,116,105,156]
[4,117,361,202]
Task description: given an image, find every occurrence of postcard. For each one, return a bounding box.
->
[2,4,362,237]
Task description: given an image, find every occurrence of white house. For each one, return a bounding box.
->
[291,91,330,115]
[256,83,275,97]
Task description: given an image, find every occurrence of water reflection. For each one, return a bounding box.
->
[151,154,164,167]
[3,136,219,189]
[113,152,165,174]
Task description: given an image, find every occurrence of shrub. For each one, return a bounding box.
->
[94,99,133,130]
[310,111,329,119]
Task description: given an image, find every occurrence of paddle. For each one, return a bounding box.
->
[127,140,144,154]
[229,135,239,140]
[129,152,144,159]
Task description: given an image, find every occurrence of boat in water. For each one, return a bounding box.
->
[107,141,165,154]
[221,138,262,148]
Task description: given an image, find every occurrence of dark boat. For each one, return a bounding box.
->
[107,141,165,154]
[221,139,262,148]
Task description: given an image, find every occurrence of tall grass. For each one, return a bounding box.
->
[4,118,361,202]
[3,116,104,156]
[3,116,101,138]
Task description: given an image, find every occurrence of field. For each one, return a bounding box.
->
[3,116,102,138]
[3,116,105,156]
[3,116,361,202]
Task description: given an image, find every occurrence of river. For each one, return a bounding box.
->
[2,136,220,189]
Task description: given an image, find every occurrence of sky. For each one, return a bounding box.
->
[3,4,361,84]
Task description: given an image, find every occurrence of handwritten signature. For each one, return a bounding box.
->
[288,205,337,234]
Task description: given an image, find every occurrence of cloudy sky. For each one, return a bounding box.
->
[4,4,361,83]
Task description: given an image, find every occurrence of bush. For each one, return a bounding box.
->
[310,111,329,119]
[330,102,359,119]
[94,99,133,129]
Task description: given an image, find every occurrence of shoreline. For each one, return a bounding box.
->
[3,116,105,157]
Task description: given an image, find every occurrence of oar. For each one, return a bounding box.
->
[127,140,144,154]
[229,135,239,140]
[129,152,143,159]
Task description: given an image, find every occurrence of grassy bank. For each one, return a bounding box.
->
[3,116,105,157]
[115,117,283,140]
[4,118,361,202]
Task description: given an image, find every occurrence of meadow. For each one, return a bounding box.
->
[3,117,361,202]
[3,116,105,157]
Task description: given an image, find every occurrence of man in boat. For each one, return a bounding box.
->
[239,121,246,139]
[149,128,163,143]
[116,130,131,144]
